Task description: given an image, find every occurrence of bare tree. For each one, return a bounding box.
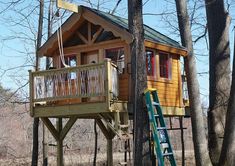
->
[31,0,44,166]
[174,1,212,165]
[218,27,235,166]
[205,0,231,164]
[128,0,151,165]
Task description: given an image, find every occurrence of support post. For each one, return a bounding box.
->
[179,117,185,166]
[57,118,63,166]
[43,124,48,166]
[107,138,113,166]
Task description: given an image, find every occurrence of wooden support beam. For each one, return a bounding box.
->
[98,114,119,137]
[96,119,115,139]
[60,117,77,140]
[91,27,103,43]
[57,118,64,166]
[76,31,88,44]
[107,138,113,166]
[42,125,48,166]
[114,112,120,131]
[88,22,91,44]
[41,118,59,141]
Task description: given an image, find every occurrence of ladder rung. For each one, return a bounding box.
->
[154,114,159,118]
[119,162,128,165]
[119,124,129,128]
[157,127,167,130]
[163,152,173,157]
[161,143,169,149]
[152,102,159,106]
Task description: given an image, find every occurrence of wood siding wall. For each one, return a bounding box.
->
[147,54,183,107]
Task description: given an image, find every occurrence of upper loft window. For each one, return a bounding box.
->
[105,47,125,74]
[146,50,155,76]
[159,52,171,79]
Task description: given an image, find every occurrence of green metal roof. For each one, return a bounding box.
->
[83,6,184,50]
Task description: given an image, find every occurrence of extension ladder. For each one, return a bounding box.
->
[144,89,176,166]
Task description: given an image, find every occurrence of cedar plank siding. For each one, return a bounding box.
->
[147,54,183,108]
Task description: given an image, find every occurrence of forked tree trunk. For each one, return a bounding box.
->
[205,0,231,164]
[32,0,44,166]
[128,0,151,165]
[219,28,235,166]
[174,0,212,165]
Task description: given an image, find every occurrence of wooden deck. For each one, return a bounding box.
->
[29,59,127,118]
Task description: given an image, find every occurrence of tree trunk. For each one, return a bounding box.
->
[31,117,39,166]
[128,0,151,165]
[32,1,44,166]
[174,0,212,165]
[218,28,235,166]
[93,120,98,166]
[42,1,53,165]
[205,0,231,164]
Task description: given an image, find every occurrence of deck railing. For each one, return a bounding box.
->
[29,59,118,106]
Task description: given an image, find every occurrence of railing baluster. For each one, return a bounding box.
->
[31,62,115,103]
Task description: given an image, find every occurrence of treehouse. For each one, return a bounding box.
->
[29,6,189,120]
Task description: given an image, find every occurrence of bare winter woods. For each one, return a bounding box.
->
[0,0,235,166]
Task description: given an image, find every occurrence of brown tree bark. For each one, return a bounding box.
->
[128,0,151,165]
[205,0,231,165]
[218,28,235,166]
[174,0,212,165]
[32,0,44,166]
[93,120,98,166]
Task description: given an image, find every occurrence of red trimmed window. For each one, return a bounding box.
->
[159,53,170,79]
[146,50,155,76]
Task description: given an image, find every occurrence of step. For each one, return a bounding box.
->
[161,143,169,149]
[157,127,167,130]
[119,148,131,153]
[163,152,173,157]
[119,133,131,140]
[119,124,129,128]
[119,162,128,165]
[154,114,160,118]
[152,101,159,106]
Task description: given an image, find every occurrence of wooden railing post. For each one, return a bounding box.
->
[29,70,34,117]
[104,59,111,109]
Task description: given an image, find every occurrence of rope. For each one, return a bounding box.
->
[56,10,70,68]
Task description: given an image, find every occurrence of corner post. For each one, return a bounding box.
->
[57,118,63,166]
[104,59,111,109]
[107,138,113,166]
[29,70,34,117]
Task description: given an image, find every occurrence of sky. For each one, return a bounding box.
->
[0,0,235,103]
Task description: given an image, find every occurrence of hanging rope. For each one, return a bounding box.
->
[55,10,70,68]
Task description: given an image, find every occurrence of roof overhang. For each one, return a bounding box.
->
[144,40,187,57]
[38,7,133,57]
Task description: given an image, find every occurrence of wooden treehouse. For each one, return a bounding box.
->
[29,5,189,165]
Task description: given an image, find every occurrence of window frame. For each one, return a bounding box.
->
[145,49,157,79]
[157,51,172,82]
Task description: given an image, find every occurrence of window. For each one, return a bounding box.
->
[61,56,77,67]
[159,52,171,79]
[105,47,125,74]
[146,50,155,76]
[61,55,77,79]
